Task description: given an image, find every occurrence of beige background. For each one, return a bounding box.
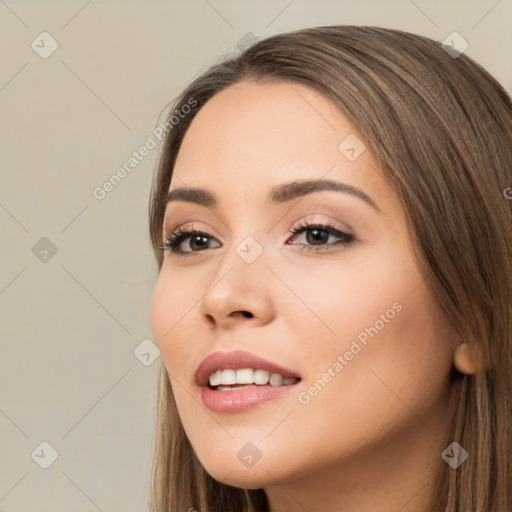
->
[1,1,511,511]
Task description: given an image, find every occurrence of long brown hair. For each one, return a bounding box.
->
[147,25,512,511]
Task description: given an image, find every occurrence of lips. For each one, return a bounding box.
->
[195,350,301,388]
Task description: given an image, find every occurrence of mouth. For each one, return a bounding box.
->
[195,350,302,389]
[196,353,303,414]
[207,369,301,391]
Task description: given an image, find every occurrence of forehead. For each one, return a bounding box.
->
[174,80,351,176]
[170,80,395,213]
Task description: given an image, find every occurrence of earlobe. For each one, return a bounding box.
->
[453,343,486,375]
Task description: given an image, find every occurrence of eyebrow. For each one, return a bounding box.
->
[164,179,380,212]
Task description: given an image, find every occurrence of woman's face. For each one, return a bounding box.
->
[151,80,459,498]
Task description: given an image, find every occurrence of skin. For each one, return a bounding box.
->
[151,80,462,512]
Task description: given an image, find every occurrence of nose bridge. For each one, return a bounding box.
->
[198,221,273,325]
[222,208,269,267]
[216,227,268,289]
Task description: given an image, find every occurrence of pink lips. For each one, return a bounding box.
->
[195,350,301,387]
[195,350,302,414]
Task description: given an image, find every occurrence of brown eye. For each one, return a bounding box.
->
[161,225,220,257]
[287,221,355,251]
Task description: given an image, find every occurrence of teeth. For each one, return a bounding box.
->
[209,371,222,387]
[254,369,270,385]
[269,373,284,386]
[220,369,236,385]
[217,385,253,391]
[209,368,300,387]
[237,368,254,384]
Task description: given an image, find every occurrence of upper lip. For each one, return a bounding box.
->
[195,350,301,387]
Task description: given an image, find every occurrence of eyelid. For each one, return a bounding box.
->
[164,198,360,229]
[161,215,356,259]
[162,215,351,242]
[163,208,354,233]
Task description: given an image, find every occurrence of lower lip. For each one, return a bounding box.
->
[200,383,299,413]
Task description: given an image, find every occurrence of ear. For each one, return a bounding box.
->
[453,342,486,375]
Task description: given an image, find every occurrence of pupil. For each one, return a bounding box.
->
[308,229,328,245]
[192,235,208,250]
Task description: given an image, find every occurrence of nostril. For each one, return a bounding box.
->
[231,311,253,319]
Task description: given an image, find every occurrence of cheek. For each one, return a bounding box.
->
[150,269,195,370]
[284,240,452,417]
[150,274,171,352]
[277,242,415,364]
[296,269,454,449]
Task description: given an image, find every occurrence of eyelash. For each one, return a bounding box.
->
[159,220,355,259]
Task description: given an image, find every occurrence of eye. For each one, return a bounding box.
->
[159,220,355,258]
[286,220,355,252]
[159,224,220,258]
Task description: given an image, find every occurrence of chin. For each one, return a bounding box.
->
[195,448,288,489]
[206,464,276,489]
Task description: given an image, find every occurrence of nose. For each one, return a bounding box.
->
[198,240,275,330]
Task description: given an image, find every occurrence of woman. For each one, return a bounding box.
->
[147,25,512,511]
